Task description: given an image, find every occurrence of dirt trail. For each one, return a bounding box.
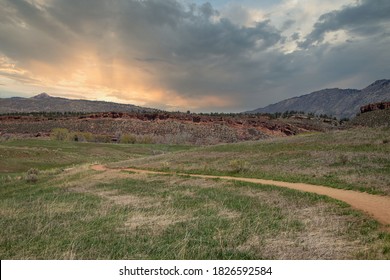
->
[91,165,390,228]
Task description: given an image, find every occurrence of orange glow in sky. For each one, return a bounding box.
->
[1,0,389,112]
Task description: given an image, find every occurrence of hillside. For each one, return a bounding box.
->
[350,108,390,127]
[0,112,337,145]
[0,93,155,113]
[248,80,390,119]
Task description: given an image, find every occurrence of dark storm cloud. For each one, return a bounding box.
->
[0,0,389,111]
[171,19,282,59]
[1,0,285,103]
[0,0,76,65]
[147,18,285,102]
[300,0,390,48]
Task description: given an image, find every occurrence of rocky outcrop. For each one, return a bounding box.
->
[360,101,390,114]
[0,112,337,144]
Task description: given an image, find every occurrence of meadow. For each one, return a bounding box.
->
[1,127,390,259]
[113,127,390,195]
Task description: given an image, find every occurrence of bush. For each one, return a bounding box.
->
[137,135,155,144]
[27,168,39,175]
[26,168,39,183]
[162,161,170,170]
[1,175,13,183]
[51,128,70,141]
[228,159,250,174]
[0,134,13,142]
[120,134,137,144]
[73,132,94,142]
[94,134,111,143]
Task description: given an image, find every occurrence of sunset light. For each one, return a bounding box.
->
[1,0,389,112]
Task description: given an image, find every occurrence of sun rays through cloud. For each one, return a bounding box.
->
[1,0,389,112]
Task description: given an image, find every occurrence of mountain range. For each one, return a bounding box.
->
[1,79,390,118]
[248,79,390,119]
[0,93,155,114]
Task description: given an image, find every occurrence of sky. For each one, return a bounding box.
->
[0,0,389,112]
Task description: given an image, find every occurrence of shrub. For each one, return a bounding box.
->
[162,161,170,170]
[51,128,70,141]
[228,159,250,173]
[120,134,137,144]
[27,168,39,175]
[1,175,13,183]
[137,135,155,144]
[26,168,39,183]
[94,134,111,143]
[0,134,13,142]
[73,132,94,142]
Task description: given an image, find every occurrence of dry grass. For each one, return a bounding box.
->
[124,211,192,233]
[2,128,390,259]
[221,187,368,259]
[52,168,390,259]
[2,163,389,259]
[112,127,390,195]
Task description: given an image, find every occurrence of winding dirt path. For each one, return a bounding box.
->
[91,165,390,229]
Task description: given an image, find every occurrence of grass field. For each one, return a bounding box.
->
[0,139,192,174]
[1,127,390,259]
[112,127,390,195]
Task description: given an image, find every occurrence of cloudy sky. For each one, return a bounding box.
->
[0,0,389,112]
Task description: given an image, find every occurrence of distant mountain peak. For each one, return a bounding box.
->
[1,92,156,114]
[364,79,390,90]
[247,79,390,119]
[31,92,51,99]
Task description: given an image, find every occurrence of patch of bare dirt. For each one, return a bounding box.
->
[90,164,107,171]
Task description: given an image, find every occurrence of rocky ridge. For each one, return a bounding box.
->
[0,112,336,145]
[249,80,390,119]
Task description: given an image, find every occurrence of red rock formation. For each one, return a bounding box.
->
[360,101,390,113]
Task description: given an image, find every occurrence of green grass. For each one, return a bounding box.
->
[1,128,390,259]
[113,127,390,195]
[1,169,389,259]
[0,139,192,174]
